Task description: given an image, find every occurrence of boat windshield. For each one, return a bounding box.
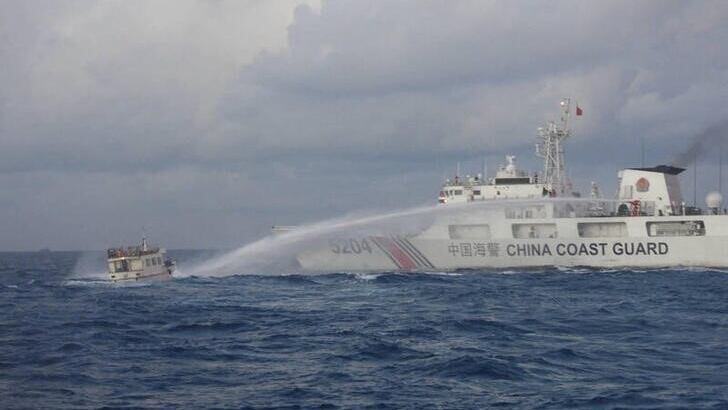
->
[113,260,130,273]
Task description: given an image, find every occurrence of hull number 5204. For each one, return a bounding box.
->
[330,239,373,254]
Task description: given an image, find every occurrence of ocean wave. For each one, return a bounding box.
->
[3,250,728,409]
[422,355,528,381]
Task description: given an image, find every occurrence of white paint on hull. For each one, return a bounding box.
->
[298,214,728,272]
[109,270,174,283]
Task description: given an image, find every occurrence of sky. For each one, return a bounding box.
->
[1,0,728,250]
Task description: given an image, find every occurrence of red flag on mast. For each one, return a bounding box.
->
[576,104,583,116]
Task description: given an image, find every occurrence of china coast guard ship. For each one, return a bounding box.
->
[106,237,175,282]
[295,99,727,272]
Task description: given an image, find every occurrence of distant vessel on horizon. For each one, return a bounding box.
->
[106,237,175,282]
[285,99,728,272]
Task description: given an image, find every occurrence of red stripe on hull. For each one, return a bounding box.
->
[379,237,417,269]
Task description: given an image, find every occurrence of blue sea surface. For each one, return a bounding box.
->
[1,250,727,409]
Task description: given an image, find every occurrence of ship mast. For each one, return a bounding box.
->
[535,98,572,195]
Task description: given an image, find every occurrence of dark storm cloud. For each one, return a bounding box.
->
[1,0,728,249]
[250,1,645,94]
[224,0,728,160]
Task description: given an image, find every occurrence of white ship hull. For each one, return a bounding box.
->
[298,215,728,272]
[109,269,173,282]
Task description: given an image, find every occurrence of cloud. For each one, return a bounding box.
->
[1,0,318,173]
[218,1,728,159]
[1,0,728,249]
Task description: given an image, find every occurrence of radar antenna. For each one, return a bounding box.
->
[536,98,572,195]
[141,226,148,251]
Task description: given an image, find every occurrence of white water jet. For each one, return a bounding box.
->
[185,203,443,277]
[186,197,615,277]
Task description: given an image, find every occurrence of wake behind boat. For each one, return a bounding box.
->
[107,237,175,282]
[283,99,728,272]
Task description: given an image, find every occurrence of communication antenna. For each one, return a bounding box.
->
[720,141,723,195]
[142,226,148,251]
[694,152,698,206]
[535,98,573,195]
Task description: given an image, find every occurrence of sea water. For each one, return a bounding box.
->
[2,250,727,408]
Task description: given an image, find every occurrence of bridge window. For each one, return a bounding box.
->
[495,177,531,185]
[512,223,557,239]
[113,260,129,273]
[647,221,705,237]
[578,222,627,238]
[448,224,491,240]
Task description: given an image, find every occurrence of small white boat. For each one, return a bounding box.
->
[106,237,175,282]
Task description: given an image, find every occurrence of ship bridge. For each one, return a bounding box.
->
[439,156,547,204]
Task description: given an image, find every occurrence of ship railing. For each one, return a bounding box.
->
[107,247,161,258]
[612,200,657,217]
[554,200,658,218]
[442,176,488,188]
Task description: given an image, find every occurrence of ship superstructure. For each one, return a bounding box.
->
[107,237,175,282]
[293,99,728,272]
[536,98,573,196]
[438,100,577,206]
[438,155,546,205]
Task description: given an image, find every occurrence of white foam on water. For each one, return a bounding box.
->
[423,271,464,277]
[63,278,113,287]
[70,251,108,280]
[353,272,382,281]
[185,197,614,278]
